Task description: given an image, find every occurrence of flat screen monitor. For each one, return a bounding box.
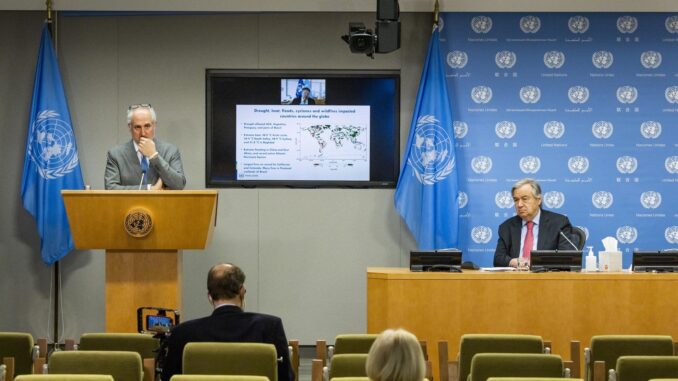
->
[206,70,400,188]
[530,250,582,272]
[410,249,462,272]
[633,250,678,272]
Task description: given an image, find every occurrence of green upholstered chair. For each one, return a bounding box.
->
[468,353,564,381]
[78,333,159,360]
[16,375,115,381]
[331,335,378,356]
[327,354,368,380]
[49,351,143,381]
[612,356,678,381]
[584,336,674,381]
[0,332,38,378]
[171,376,269,381]
[442,334,545,381]
[182,343,277,381]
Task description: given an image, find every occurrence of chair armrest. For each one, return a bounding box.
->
[3,358,14,381]
[544,340,552,354]
[570,340,581,379]
[143,358,155,381]
[312,359,323,381]
[594,360,606,381]
[315,340,327,366]
[437,341,458,381]
[289,339,300,381]
[563,361,572,378]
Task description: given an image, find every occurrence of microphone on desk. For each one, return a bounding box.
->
[559,230,579,251]
[138,157,149,190]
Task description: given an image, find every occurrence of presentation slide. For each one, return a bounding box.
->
[236,105,371,181]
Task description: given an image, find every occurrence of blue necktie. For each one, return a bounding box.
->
[140,156,149,185]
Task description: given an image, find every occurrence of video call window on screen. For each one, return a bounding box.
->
[206,70,400,188]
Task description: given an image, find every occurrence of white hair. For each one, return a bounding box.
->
[366,329,426,381]
[512,178,542,198]
[126,105,157,124]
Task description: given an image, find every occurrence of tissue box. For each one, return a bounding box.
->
[599,251,622,272]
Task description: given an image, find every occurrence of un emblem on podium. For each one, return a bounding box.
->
[124,208,154,238]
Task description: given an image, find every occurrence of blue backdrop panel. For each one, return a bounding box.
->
[439,12,678,267]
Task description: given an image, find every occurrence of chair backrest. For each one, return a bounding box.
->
[333,335,378,355]
[182,343,277,381]
[0,332,35,376]
[171,376,269,381]
[49,351,143,381]
[328,354,369,379]
[588,335,674,381]
[459,334,544,381]
[79,333,159,359]
[469,353,563,381]
[571,226,586,250]
[616,356,678,381]
[16,375,115,381]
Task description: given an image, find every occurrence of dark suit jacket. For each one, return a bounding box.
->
[290,97,315,105]
[161,305,293,381]
[493,209,575,266]
[104,139,186,190]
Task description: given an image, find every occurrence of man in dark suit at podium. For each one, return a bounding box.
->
[161,263,293,381]
[104,104,186,190]
[493,178,575,267]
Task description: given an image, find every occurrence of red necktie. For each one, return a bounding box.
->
[523,221,534,260]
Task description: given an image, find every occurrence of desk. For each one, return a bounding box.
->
[367,268,678,380]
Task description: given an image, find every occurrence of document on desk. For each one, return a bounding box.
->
[480,267,516,272]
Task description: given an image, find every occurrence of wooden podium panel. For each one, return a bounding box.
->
[367,268,678,381]
[63,190,217,333]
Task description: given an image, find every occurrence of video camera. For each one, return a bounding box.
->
[137,307,180,379]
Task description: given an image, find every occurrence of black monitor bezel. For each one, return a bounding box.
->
[530,250,583,271]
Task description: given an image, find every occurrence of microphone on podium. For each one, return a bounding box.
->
[559,230,579,251]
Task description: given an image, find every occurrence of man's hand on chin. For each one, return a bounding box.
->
[151,178,164,190]
[138,137,157,158]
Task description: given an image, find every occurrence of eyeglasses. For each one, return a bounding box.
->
[128,103,152,110]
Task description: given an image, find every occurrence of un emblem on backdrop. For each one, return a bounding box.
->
[543,51,565,69]
[616,226,638,244]
[616,156,638,174]
[471,16,493,34]
[495,191,513,209]
[471,86,493,104]
[471,226,493,244]
[666,226,678,244]
[543,191,565,209]
[520,86,541,104]
[664,86,678,104]
[592,121,614,139]
[495,50,517,69]
[666,16,678,33]
[640,191,662,209]
[592,191,614,209]
[520,16,541,33]
[640,51,662,69]
[453,121,469,139]
[495,121,517,139]
[617,16,638,34]
[447,51,468,69]
[592,51,614,69]
[409,115,455,185]
[616,86,638,104]
[665,156,678,174]
[640,121,662,139]
[543,121,565,139]
[568,15,590,33]
[27,110,80,180]
[568,86,589,103]
[519,156,541,174]
[458,191,469,209]
[568,156,590,174]
[471,155,493,174]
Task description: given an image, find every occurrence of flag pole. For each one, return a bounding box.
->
[45,0,61,350]
[433,0,439,26]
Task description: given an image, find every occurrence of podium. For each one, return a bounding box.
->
[62,190,218,332]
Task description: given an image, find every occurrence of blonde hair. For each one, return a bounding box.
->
[366,329,426,381]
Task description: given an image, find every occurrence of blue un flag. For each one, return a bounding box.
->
[394,27,459,250]
[21,25,84,265]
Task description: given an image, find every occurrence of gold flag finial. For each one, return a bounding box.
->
[434,0,440,26]
[46,0,53,22]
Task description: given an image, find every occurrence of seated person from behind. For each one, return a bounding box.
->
[493,178,577,267]
[104,104,186,190]
[366,328,426,381]
[161,263,293,381]
[290,87,316,105]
